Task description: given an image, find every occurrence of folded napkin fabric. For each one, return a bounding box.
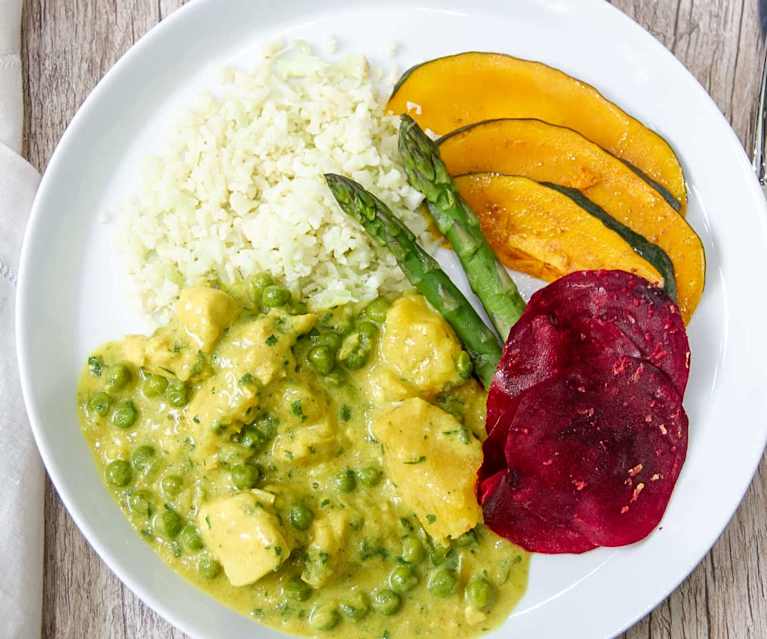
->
[1,0,45,637]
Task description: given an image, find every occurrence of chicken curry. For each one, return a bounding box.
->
[77,278,528,638]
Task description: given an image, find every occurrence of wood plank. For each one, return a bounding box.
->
[22,1,765,637]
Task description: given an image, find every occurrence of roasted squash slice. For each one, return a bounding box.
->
[387,52,686,213]
[454,174,665,291]
[440,119,704,322]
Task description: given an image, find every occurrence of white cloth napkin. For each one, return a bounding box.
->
[0,0,44,637]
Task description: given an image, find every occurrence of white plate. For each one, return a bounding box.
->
[16,1,767,638]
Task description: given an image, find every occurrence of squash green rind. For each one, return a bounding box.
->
[539,182,677,301]
[453,173,666,294]
[440,119,704,322]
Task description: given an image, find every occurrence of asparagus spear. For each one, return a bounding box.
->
[398,114,526,339]
[324,173,502,388]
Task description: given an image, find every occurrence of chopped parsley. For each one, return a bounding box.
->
[359,539,389,561]
[265,334,278,347]
[87,356,103,377]
[403,455,426,465]
[291,400,306,421]
[339,404,352,421]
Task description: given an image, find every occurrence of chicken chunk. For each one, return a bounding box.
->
[373,397,482,541]
[301,511,348,588]
[215,311,316,387]
[175,287,240,352]
[197,492,290,587]
[187,311,316,461]
[380,295,464,397]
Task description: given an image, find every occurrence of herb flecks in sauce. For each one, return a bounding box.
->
[77,285,528,638]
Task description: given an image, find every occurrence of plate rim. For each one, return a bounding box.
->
[16,1,767,638]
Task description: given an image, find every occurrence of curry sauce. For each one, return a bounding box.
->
[77,282,528,638]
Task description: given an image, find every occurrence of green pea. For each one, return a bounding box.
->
[315,332,342,351]
[356,320,379,339]
[179,525,204,552]
[88,392,112,417]
[217,443,249,467]
[156,508,183,539]
[357,466,382,487]
[335,469,357,493]
[161,474,183,497]
[106,460,132,487]
[465,577,495,610]
[363,297,390,323]
[371,589,401,616]
[289,301,309,315]
[289,504,314,531]
[309,603,340,631]
[143,374,168,397]
[104,363,131,392]
[429,545,451,566]
[339,592,370,621]
[131,445,156,472]
[165,380,189,407]
[428,567,457,598]
[254,414,278,439]
[262,285,290,308]
[341,346,369,370]
[456,351,473,380]
[283,575,313,602]
[307,345,335,375]
[338,330,373,371]
[248,273,272,307]
[389,564,419,593]
[240,425,269,451]
[230,464,262,490]
[252,272,273,290]
[198,555,222,579]
[400,535,425,564]
[128,490,153,518]
[111,400,138,429]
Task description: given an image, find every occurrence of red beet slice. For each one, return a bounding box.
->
[486,356,688,551]
[487,313,573,434]
[480,313,642,486]
[480,469,597,554]
[524,270,690,394]
[481,314,573,481]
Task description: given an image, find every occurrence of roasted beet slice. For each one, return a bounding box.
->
[482,314,573,481]
[524,270,690,394]
[491,356,688,550]
[480,312,643,487]
[480,469,597,554]
[487,313,573,433]
[479,271,691,552]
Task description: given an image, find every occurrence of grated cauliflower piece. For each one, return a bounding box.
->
[119,42,432,321]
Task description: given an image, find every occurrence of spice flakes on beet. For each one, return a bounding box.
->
[480,270,691,553]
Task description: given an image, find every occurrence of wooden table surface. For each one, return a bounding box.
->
[22,1,767,637]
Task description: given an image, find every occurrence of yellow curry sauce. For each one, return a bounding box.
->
[77,282,528,638]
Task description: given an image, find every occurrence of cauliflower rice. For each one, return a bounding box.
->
[120,42,432,321]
